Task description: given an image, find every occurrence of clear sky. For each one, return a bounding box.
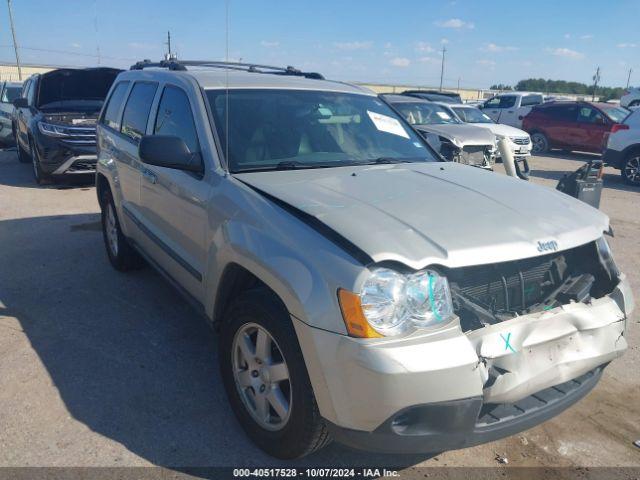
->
[1,0,638,89]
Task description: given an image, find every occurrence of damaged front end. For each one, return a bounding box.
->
[448,237,631,404]
[425,133,495,170]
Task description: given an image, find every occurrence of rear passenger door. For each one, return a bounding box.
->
[138,84,209,301]
[544,104,577,148]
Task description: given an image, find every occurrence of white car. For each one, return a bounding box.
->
[620,87,640,108]
[480,92,544,128]
[602,108,640,186]
[445,103,532,160]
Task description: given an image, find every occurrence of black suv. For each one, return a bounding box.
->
[13,67,121,184]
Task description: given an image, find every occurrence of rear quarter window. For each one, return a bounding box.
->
[120,82,158,143]
[101,81,130,131]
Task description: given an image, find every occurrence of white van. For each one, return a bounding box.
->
[481,92,544,128]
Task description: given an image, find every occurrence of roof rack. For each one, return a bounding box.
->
[130,59,324,79]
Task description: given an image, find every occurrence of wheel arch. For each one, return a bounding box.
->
[211,262,290,330]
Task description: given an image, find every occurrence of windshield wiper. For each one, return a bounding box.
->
[362,157,421,165]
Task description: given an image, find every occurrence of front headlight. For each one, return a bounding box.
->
[596,236,619,280]
[341,267,455,337]
[38,122,69,137]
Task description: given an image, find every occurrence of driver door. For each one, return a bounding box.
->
[138,84,210,302]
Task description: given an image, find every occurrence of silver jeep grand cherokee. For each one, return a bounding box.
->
[96,60,634,459]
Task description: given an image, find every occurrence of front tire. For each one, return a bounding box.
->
[16,137,30,163]
[29,139,50,184]
[100,189,144,271]
[219,289,331,459]
[621,153,640,186]
[531,132,549,154]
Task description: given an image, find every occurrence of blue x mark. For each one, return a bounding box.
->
[500,332,516,353]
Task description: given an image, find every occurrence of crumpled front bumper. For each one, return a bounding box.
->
[293,274,633,453]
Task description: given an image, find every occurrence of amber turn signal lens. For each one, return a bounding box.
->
[338,289,383,338]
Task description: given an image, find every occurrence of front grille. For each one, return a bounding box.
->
[512,137,530,145]
[60,126,96,145]
[448,241,615,332]
[67,159,97,172]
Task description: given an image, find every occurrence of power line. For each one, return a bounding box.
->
[0,44,137,62]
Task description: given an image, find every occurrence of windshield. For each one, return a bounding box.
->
[392,102,461,125]
[602,106,630,123]
[1,86,21,103]
[206,89,437,173]
[453,107,494,124]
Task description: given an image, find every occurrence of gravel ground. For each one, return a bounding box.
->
[0,149,638,477]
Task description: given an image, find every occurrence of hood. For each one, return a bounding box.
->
[472,122,529,138]
[236,162,609,270]
[37,68,122,110]
[414,123,496,146]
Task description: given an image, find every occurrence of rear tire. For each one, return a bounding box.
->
[531,132,549,154]
[100,188,144,271]
[621,153,640,186]
[219,288,331,459]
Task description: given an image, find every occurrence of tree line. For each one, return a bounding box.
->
[489,79,626,101]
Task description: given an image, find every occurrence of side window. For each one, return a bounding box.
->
[521,95,542,107]
[153,86,200,153]
[21,79,30,99]
[101,81,130,131]
[546,105,577,122]
[485,97,501,108]
[577,107,604,124]
[120,82,158,143]
[499,96,517,108]
[27,78,36,106]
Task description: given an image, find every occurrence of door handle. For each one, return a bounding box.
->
[142,169,157,184]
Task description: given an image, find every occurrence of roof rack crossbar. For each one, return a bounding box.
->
[129,59,324,79]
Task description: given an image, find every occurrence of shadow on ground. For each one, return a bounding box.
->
[0,213,433,470]
[0,148,95,190]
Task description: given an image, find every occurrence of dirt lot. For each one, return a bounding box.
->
[0,149,638,476]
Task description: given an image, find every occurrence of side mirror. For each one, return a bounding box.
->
[139,135,203,173]
[13,98,28,108]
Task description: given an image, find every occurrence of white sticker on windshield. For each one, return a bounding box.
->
[436,111,451,120]
[367,111,410,138]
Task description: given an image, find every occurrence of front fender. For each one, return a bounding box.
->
[202,177,366,334]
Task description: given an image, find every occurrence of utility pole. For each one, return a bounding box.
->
[626,68,633,89]
[439,45,446,92]
[7,0,22,80]
[592,66,601,101]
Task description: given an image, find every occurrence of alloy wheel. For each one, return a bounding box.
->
[531,134,547,154]
[624,156,640,185]
[232,322,292,431]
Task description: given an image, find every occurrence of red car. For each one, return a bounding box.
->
[522,101,630,154]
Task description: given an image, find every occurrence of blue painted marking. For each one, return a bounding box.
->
[500,332,516,353]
